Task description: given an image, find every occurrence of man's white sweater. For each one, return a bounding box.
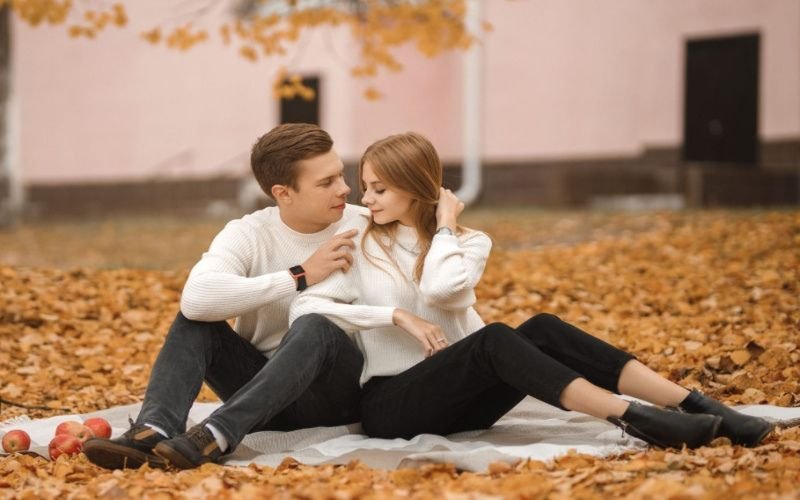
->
[290,219,492,384]
[180,203,369,356]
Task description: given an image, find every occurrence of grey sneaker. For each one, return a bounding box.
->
[153,423,223,469]
[83,419,167,469]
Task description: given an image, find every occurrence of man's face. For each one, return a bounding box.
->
[281,149,351,232]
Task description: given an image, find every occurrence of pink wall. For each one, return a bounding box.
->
[350,46,463,162]
[481,0,800,160]
[13,0,800,184]
[13,2,360,184]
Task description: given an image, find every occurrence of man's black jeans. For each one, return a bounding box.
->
[360,313,635,439]
[137,312,363,448]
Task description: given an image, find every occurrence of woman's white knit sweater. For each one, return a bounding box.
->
[180,203,369,356]
[289,217,492,385]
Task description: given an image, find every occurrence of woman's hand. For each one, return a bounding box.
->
[435,187,464,231]
[392,309,449,356]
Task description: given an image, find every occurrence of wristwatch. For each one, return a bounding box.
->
[289,265,308,291]
[436,227,455,236]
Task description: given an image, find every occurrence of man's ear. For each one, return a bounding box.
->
[272,184,292,204]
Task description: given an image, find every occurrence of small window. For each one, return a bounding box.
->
[279,76,320,125]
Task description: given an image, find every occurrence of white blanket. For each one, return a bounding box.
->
[3,397,798,472]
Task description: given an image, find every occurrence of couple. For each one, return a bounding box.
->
[84,123,772,471]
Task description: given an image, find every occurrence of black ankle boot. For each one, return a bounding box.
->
[679,390,773,447]
[607,402,722,449]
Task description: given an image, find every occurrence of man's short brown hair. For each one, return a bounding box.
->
[251,123,334,199]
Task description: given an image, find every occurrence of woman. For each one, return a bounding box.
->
[289,132,772,449]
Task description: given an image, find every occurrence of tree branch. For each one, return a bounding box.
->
[0,398,72,414]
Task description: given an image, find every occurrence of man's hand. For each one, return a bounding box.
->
[392,308,449,357]
[435,187,464,231]
[302,229,358,286]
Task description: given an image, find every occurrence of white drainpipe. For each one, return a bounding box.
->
[2,43,22,221]
[456,0,483,206]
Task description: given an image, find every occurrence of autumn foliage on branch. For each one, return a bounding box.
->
[0,0,127,37]
[3,0,487,99]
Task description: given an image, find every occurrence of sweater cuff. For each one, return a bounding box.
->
[358,306,396,328]
[431,233,460,249]
[258,270,298,298]
[432,233,459,242]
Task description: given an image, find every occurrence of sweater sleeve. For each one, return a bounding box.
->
[418,230,492,311]
[289,263,396,334]
[180,220,297,321]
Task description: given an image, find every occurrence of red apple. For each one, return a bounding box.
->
[49,434,82,460]
[2,429,31,453]
[83,417,112,439]
[55,421,93,444]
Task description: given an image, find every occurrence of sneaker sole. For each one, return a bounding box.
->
[83,440,167,470]
[153,442,210,470]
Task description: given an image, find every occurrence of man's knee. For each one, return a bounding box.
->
[291,312,331,329]
[287,313,348,345]
[168,311,197,337]
[166,311,223,344]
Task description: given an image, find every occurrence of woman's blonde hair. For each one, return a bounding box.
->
[359,132,443,282]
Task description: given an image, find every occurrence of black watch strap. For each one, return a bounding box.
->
[289,265,308,291]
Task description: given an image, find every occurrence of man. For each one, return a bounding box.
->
[83,123,367,470]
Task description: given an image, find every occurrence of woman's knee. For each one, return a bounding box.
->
[478,322,517,336]
[518,312,561,331]
[472,322,521,352]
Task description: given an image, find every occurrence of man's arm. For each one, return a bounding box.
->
[289,260,395,334]
[180,220,297,321]
[181,221,359,322]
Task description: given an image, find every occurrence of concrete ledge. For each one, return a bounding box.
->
[25,177,242,217]
[685,166,800,207]
[14,137,800,216]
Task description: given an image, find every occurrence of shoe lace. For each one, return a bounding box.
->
[186,425,215,451]
[121,417,150,440]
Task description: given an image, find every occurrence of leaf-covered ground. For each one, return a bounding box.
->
[1,209,799,499]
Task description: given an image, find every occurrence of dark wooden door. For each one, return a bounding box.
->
[683,34,759,165]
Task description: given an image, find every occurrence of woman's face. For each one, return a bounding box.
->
[361,161,414,226]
